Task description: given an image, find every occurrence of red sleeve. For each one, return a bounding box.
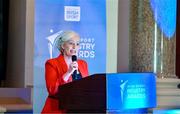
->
[78,60,89,77]
[45,60,64,96]
[84,61,89,76]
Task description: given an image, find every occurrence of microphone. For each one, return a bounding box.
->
[72,55,77,80]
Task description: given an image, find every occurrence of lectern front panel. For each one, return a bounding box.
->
[107,73,156,110]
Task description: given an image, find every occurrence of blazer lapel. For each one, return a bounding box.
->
[56,54,68,74]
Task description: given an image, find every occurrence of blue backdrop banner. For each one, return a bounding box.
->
[34,0,106,113]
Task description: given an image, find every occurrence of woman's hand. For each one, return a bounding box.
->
[68,61,78,74]
[63,61,78,82]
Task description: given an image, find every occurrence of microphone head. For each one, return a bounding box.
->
[72,55,77,62]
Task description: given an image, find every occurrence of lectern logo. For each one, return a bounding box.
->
[120,80,128,103]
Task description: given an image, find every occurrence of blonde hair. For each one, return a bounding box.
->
[54,30,80,53]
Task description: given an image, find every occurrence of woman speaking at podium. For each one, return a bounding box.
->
[42,30,89,113]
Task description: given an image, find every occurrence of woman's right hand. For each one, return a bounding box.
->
[68,61,78,74]
[63,61,78,82]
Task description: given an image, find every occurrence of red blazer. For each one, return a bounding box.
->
[42,54,89,113]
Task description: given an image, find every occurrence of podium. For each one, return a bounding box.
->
[58,73,157,113]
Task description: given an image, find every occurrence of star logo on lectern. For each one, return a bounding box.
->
[120,80,128,103]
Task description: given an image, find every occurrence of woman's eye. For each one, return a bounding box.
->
[68,42,73,45]
[67,41,80,46]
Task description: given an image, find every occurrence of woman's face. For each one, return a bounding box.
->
[62,35,80,57]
